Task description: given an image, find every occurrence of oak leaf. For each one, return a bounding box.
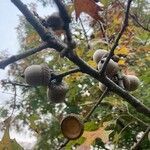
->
[77,122,111,149]
[74,0,104,21]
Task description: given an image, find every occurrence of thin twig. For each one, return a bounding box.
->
[0,42,49,69]
[1,80,31,88]
[54,0,75,57]
[83,88,109,122]
[51,68,81,81]
[10,85,17,117]
[131,126,150,150]
[100,0,132,74]
[79,17,90,49]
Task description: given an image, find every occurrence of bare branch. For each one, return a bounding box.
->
[10,85,17,117]
[1,80,31,88]
[51,68,81,81]
[79,17,90,49]
[84,88,108,122]
[0,42,49,69]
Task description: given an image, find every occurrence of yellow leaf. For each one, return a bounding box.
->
[76,48,84,57]
[87,60,97,68]
[115,46,129,55]
[118,59,125,66]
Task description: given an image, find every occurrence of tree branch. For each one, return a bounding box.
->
[83,88,108,122]
[100,0,132,75]
[1,80,31,88]
[10,0,150,117]
[51,68,81,81]
[0,42,49,69]
[79,17,90,49]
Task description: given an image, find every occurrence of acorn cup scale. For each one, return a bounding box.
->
[24,64,50,86]
[60,114,84,140]
[47,81,68,103]
[93,49,108,64]
[98,58,119,78]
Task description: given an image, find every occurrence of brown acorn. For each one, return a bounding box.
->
[122,75,140,91]
[47,81,68,103]
[98,58,119,78]
[61,114,84,140]
[98,82,107,92]
[24,64,50,86]
[46,12,64,31]
[93,49,108,64]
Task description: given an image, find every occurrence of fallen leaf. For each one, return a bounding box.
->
[74,0,104,21]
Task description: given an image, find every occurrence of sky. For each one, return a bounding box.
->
[0,0,56,149]
[0,1,56,99]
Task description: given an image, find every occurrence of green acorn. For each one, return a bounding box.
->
[122,75,140,91]
[93,49,108,64]
[24,64,50,86]
[60,114,84,140]
[98,58,119,77]
[47,81,68,103]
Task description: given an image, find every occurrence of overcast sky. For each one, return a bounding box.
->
[0,0,56,148]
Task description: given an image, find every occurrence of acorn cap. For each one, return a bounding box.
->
[61,114,84,140]
[98,58,119,78]
[47,81,68,103]
[98,82,106,92]
[24,64,50,86]
[93,49,108,64]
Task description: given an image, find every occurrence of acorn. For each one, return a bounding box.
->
[93,49,108,64]
[24,64,50,86]
[47,81,68,103]
[61,114,84,140]
[122,75,140,91]
[98,58,119,78]
[46,12,64,31]
[98,82,107,92]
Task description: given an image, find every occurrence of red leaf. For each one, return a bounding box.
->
[74,0,104,21]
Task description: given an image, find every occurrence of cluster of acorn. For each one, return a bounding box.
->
[23,49,140,140]
[24,64,68,103]
[93,49,140,91]
[24,65,84,140]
